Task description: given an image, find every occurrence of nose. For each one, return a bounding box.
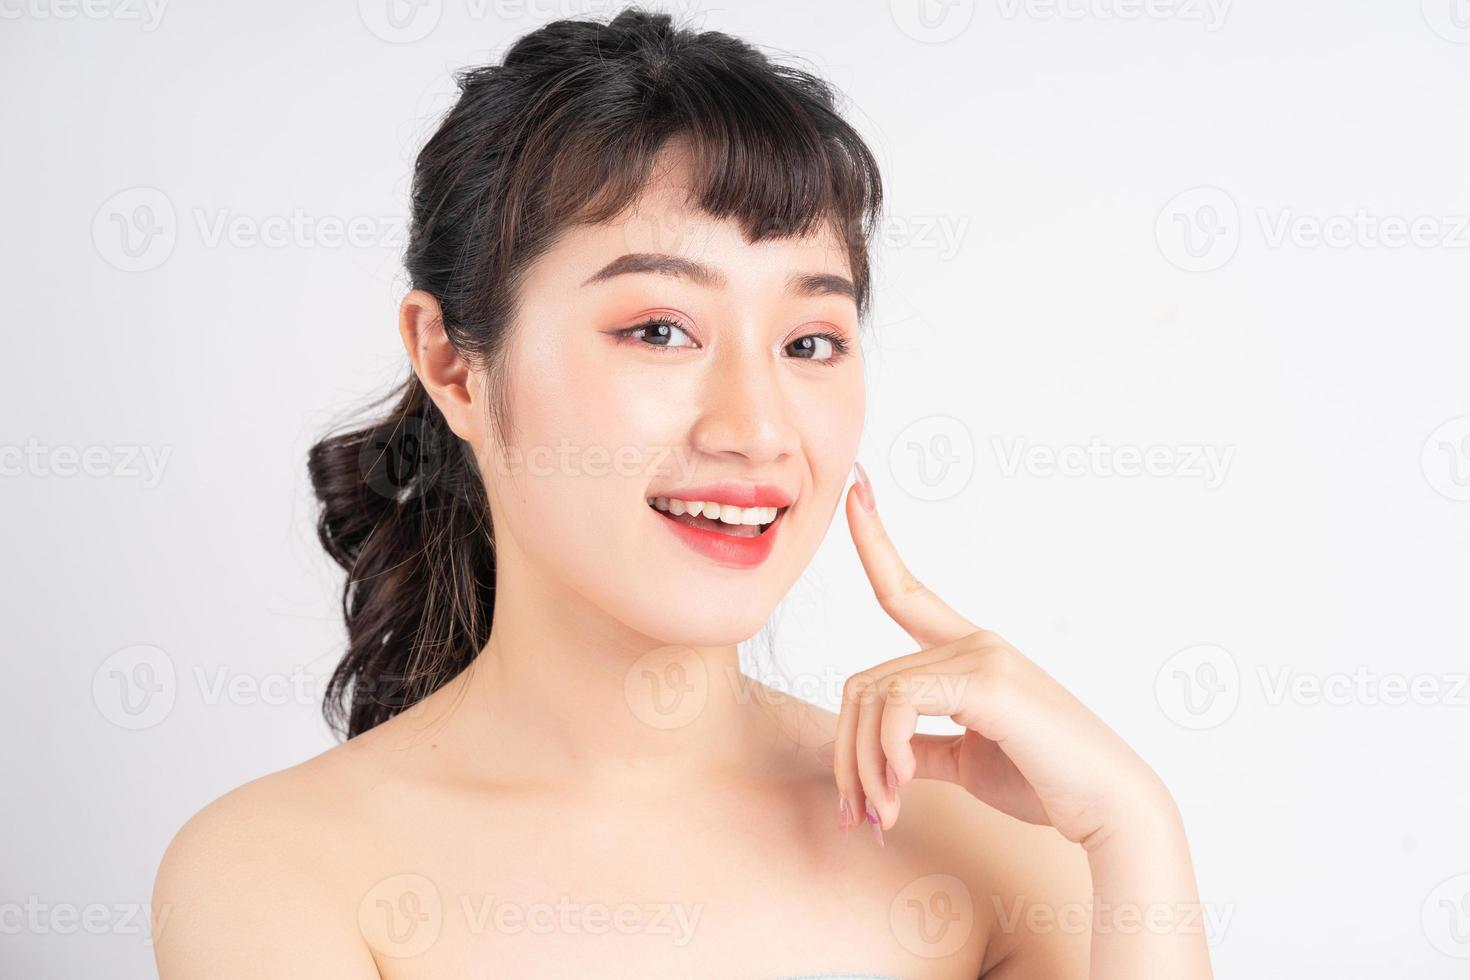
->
[688,339,799,466]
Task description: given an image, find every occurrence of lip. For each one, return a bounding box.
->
[651,502,786,569]
[646,482,794,509]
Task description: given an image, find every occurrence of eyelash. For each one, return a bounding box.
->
[613,316,852,365]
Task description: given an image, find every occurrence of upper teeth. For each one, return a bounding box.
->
[648,496,780,526]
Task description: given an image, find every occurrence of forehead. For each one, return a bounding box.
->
[537,144,856,293]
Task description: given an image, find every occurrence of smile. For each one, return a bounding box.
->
[645,484,793,569]
[646,496,783,538]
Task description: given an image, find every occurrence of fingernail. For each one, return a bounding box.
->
[838,795,851,834]
[865,802,885,848]
[852,461,875,512]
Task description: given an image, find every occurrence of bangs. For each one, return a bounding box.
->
[486,35,884,315]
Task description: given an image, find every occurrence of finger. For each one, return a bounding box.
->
[817,732,958,782]
[855,674,894,837]
[833,671,869,836]
[880,666,970,788]
[827,645,965,828]
[845,472,978,649]
[878,671,922,789]
[828,640,981,835]
[842,643,955,750]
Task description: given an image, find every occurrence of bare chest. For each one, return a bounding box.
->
[349,793,990,979]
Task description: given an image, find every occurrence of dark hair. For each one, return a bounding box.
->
[307,6,884,739]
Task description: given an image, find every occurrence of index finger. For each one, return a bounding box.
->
[847,462,979,649]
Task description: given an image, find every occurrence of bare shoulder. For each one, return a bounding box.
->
[779,696,1092,977]
[151,738,385,979]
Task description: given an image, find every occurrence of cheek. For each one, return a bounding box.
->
[796,372,866,502]
[508,322,689,460]
[495,393,758,643]
[484,334,695,602]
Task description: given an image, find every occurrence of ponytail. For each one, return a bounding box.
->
[307,375,494,738]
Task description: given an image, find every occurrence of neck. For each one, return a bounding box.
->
[447,548,794,791]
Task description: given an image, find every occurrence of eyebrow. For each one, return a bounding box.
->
[580,252,856,302]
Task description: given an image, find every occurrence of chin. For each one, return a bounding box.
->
[615,590,776,650]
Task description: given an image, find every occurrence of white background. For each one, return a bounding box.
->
[3,1,1468,977]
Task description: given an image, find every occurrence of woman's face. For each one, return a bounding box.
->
[476,152,865,646]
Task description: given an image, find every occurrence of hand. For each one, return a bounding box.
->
[818,463,1178,850]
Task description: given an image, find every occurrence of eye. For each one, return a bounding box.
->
[614,316,698,350]
[785,331,852,365]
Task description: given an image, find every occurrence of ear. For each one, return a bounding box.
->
[398,289,483,444]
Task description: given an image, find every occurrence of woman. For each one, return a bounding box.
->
[152,8,1213,978]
